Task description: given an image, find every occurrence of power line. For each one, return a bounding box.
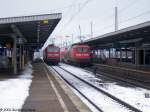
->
[53,0,149,39]
[48,2,80,12]
[61,0,79,18]
[65,0,93,26]
[56,0,140,36]
[97,1,149,32]
[119,0,141,14]
[120,10,150,23]
[58,0,93,34]
[92,0,140,27]
[25,1,82,17]
[94,10,150,37]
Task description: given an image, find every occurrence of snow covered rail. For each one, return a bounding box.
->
[55,66,142,112]
[51,66,103,112]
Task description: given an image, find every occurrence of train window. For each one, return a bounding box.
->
[48,47,59,52]
[76,48,89,52]
[76,48,82,52]
[83,48,89,52]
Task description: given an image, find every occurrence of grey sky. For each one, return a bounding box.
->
[1,0,150,46]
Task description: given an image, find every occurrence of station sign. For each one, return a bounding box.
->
[43,19,49,24]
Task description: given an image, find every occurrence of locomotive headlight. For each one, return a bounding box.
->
[55,54,59,56]
[76,54,81,56]
[48,54,52,56]
[84,54,89,56]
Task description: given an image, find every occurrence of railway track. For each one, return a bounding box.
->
[85,66,150,90]
[51,66,103,112]
[51,65,142,112]
[60,63,150,90]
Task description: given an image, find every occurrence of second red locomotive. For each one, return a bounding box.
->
[43,44,60,65]
[61,44,91,66]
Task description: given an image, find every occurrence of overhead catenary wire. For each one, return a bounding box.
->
[17,1,82,18]
[73,0,144,38]
[55,0,142,35]
[88,0,142,26]
[43,1,84,46]
[65,0,93,26]
[118,0,141,14]
[55,0,93,39]
[59,0,93,34]
[120,10,150,24]
[51,0,150,45]
[94,10,150,37]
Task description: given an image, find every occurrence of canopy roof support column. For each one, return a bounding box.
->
[120,48,122,64]
[19,45,23,70]
[12,34,17,74]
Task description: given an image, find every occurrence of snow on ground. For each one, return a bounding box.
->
[71,88,99,112]
[59,63,150,112]
[53,66,131,112]
[0,63,33,110]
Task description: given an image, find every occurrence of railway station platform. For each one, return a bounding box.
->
[93,63,150,89]
[22,61,91,112]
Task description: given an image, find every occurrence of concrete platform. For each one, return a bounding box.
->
[94,63,150,84]
[22,62,91,112]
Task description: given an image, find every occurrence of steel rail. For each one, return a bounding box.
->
[51,66,103,112]
[58,66,142,112]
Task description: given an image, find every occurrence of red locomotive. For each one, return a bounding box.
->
[43,44,60,65]
[61,44,91,66]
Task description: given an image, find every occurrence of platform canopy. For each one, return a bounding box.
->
[83,21,150,49]
[0,13,61,48]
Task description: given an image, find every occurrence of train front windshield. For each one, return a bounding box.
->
[76,47,89,52]
[48,47,59,52]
